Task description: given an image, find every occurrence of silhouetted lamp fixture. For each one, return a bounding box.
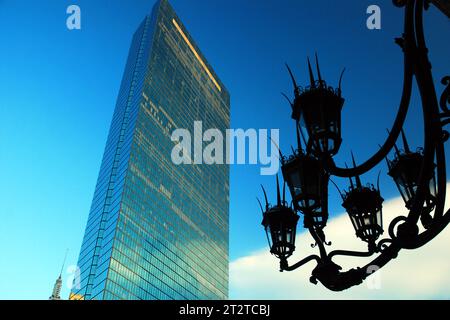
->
[308,185,329,229]
[260,177,299,260]
[281,151,323,213]
[387,130,437,228]
[341,155,384,251]
[287,54,345,157]
[256,0,450,292]
[279,125,330,228]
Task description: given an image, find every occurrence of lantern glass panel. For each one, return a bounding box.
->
[289,170,302,197]
[262,207,299,259]
[286,227,295,244]
[376,209,383,230]
[429,173,437,198]
[299,90,343,156]
[389,153,437,211]
[343,187,384,243]
[264,227,273,249]
[282,155,323,211]
[363,215,371,226]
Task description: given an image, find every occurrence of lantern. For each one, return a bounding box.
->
[342,155,384,246]
[262,206,300,259]
[387,131,437,217]
[281,149,325,212]
[289,55,345,157]
[261,177,300,260]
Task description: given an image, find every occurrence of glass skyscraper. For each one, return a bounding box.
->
[70,0,229,300]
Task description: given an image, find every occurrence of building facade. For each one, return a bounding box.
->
[70,0,229,300]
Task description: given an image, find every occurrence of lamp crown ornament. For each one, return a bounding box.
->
[260,176,299,260]
[286,54,345,157]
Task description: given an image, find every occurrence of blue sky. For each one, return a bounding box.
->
[0,0,448,299]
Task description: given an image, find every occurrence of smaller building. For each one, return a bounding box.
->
[49,275,62,300]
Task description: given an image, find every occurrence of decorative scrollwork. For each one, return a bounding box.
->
[387,215,407,240]
[440,76,450,113]
[377,238,394,253]
[440,76,450,141]
[311,227,332,247]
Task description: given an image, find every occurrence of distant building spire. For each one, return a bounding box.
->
[49,250,68,300]
[49,275,62,300]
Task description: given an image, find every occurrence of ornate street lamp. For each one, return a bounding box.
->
[308,184,329,229]
[280,126,329,228]
[341,155,384,252]
[260,177,300,260]
[257,0,450,292]
[387,130,437,228]
[281,149,323,212]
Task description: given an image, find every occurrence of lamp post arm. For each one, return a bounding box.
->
[314,242,401,292]
[403,0,441,225]
[328,248,375,260]
[325,61,413,178]
[324,0,416,178]
[319,207,450,292]
[399,207,450,249]
[359,242,401,279]
[280,254,321,272]
[440,77,450,113]
[434,123,447,219]
[435,77,450,220]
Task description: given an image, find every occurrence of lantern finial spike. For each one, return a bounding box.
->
[385,156,391,170]
[256,197,264,216]
[376,171,382,193]
[386,128,401,157]
[285,64,300,96]
[307,57,316,88]
[296,121,302,151]
[378,143,392,170]
[281,92,293,110]
[261,185,269,210]
[276,175,281,206]
[351,152,362,188]
[394,143,401,157]
[330,178,345,201]
[401,129,411,153]
[315,52,323,86]
[345,163,355,189]
[338,68,346,95]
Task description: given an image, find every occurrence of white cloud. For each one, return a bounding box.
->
[230,184,450,299]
